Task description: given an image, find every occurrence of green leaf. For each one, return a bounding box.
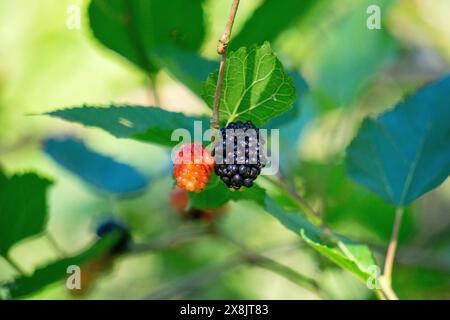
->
[9,233,120,298]
[265,71,309,128]
[346,74,450,206]
[299,162,416,243]
[44,137,149,195]
[0,172,52,255]
[46,106,209,147]
[151,46,218,96]
[306,0,398,107]
[88,0,206,74]
[265,73,316,174]
[202,43,296,126]
[301,230,377,283]
[263,196,377,283]
[231,0,319,51]
[188,175,266,209]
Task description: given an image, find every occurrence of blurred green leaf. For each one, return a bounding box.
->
[151,46,218,96]
[299,162,415,243]
[346,74,450,206]
[394,266,450,299]
[266,73,316,174]
[0,172,52,256]
[309,0,398,107]
[264,196,378,283]
[46,106,209,147]
[188,175,266,209]
[231,0,319,50]
[202,43,296,126]
[44,137,149,196]
[88,0,206,74]
[9,233,120,298]
[301,231,377,283]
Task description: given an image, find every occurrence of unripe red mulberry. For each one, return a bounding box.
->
[173,143,214,192]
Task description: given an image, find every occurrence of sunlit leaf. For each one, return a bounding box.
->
[202,43,296,126]
[46,106,209,147]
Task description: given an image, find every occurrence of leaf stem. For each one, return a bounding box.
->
[211,0,241,131]
[383,207,404,283]
[245,252,322,296]
[145,241,323,299]
[128,225,207,254]
[379,207,404,299]
[261,175,322,226]
[277,170,322,219]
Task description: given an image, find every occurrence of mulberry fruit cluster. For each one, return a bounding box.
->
[214,121,266,189]
[173,143,215,193]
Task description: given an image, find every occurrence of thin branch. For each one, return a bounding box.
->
[379,276,399,300]
[383,207,404,285]
[245,253,322,296]
[144,245,323,300]
[128,225,207,254]
[145,258,242,300]
[5,256,26,276]
[45,232,67,257]
[211,0,241,131]
[277,170,321,219]
[261,175,322,226]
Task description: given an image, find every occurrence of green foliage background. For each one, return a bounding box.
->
[0,0,449,299]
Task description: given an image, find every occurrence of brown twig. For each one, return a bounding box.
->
[210,0,241,131]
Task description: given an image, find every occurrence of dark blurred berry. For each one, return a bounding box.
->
[96,219,130,254]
